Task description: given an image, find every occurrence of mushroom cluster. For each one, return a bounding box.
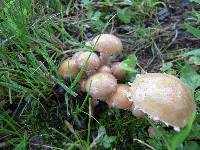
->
[59,34,196,131]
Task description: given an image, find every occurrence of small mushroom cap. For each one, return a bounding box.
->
[72,51,84,60]
[111,62,126,80]
[129,73,196,128]
[86,72,117,100]
[148,126,156,137]
[106,84,132,109]
[75,51,101,75]
[59,59,80,79]
[92,34,123,55]
[98,65,112,74]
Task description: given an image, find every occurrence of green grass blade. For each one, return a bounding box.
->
[169,112,196,150]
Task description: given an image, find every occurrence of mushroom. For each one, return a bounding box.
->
[148,126,156,137]
[131,108,145,118]
[72,51,84,60]
[91,34,123,65]
[79,79,87,92]
[129,73,196,130]
[98,65,112,74]
[75,51,101,76]
[59,59,80,79]
[111,62,126,80]
[85,72,117,100]
[106,84,132,109]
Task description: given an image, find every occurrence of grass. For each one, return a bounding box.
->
[0,0,200,149]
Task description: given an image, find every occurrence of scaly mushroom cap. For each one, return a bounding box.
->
[106,84,132,109]
[59,59,80,79]
[129,73,196,129]
[111,62,126,80]
[92,34,123,55]
[86,72,117,100]
[75,52,100,75]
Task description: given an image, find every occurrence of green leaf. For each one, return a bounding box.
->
[160,62,173,72]
[190,0,200,4]
[169,112,196,150]
[120,54,137,81]
[184,24,200,39]
[96,126,116,148]
[180,65,200,91]
[189,56,200,65]
[182,49,200,57]
[81,0,91,5]
[102,135,116,148]
[182,49,200,65]
[120,54,137,72]
[117,8,132,24]
[98,126,106,136]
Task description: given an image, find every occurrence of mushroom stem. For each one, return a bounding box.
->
[99,53,111,65]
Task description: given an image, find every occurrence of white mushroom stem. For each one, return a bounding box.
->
[99,53,111,66]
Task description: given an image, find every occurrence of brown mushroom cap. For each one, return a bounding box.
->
[148,126,156,137]
[92,34,123,55]
[72,51,84,60]
[98,65,112,74]
[129,73,196,129]
[111,62,126,80]
[59,59,80,79]
[75,51,100,75]
[86,72,117,100]
[106,84,132,109]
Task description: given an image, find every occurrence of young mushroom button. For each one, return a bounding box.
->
[92,34,123,65]
[129,73,196,130]
[75,51,101,76]
[59,59,80,79]
[111,62,126,81]
[98,65,112,74]
[106,84,132,109]
[85,72,117,100]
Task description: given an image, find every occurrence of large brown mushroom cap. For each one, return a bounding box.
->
[86,72,117,100]
[75,51,100,75]
[106,84,132,109]
[92,34,123,55]
[129,73,196,129]
[59,59,80,79]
